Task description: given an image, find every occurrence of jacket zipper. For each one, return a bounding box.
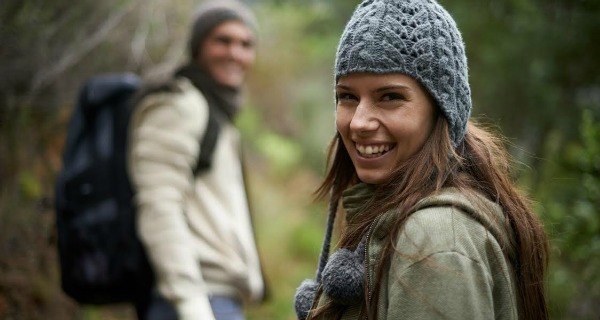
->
[363,218,379,319]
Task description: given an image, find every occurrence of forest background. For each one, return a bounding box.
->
[0,0,598,319]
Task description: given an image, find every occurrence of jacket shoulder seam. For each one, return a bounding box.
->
[395,250,493,283]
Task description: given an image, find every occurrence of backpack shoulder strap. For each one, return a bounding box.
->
[193,103,222,175]
[134,76,221,176]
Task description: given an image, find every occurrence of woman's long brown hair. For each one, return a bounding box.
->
[310,117,549,320]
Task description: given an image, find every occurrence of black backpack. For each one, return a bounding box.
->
[54,73,220,304]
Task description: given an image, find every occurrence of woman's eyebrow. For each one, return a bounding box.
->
[375,85,411,92]
[335,84,412,93]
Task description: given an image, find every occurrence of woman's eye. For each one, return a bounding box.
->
[381,92,405,101]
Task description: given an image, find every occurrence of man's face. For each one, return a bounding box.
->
[197,20,256,88]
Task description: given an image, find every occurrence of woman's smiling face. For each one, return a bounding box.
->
[335,73,437,185]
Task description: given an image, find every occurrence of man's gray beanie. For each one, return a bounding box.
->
[189,0,257,60]
[335,0,471,146]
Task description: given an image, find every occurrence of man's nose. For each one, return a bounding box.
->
[229,43,251,61]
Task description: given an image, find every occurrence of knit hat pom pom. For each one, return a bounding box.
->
[294,279,319,320]
[321,242,365,305]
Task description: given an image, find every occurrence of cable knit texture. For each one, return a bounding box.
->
[335,0,471,146]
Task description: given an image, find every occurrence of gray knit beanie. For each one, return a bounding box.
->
[188,0,258,60]
[335,0,471,146]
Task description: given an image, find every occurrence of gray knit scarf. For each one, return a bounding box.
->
[174,63,241,122]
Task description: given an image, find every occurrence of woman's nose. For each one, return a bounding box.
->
[349,103,379,133]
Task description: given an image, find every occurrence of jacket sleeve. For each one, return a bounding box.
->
[387,250,494,319]
[127,87,215,320]
[385,205,498,319]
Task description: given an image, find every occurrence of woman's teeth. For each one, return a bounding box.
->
[356,143,392,157]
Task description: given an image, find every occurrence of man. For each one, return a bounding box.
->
[127,1,265,319]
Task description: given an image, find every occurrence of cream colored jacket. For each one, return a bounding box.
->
[127,78,264,320]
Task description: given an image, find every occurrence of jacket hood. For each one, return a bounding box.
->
[341,185,517,262]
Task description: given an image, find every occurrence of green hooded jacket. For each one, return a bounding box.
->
[312,183,519,319]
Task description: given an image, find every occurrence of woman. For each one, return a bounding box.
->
[294,0,549,319]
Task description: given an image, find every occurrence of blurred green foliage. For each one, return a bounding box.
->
[0,0,599,319]
[534,110,600,317]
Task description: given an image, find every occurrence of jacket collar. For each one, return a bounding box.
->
[341,183,376,224]
[340,185,515,260]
